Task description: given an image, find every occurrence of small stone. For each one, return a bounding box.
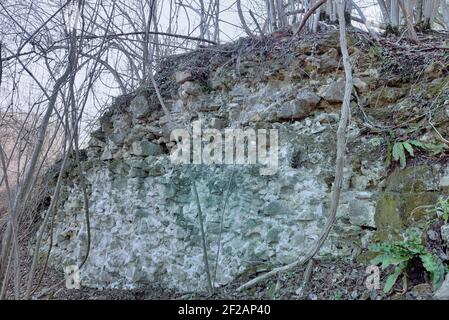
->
[100,148,113,161]
[109,132,127,145]
[242,103,277,123]
[424,61,444,80]
[175,70,193,84]
[353,77,368,93]
[290,232,306,246]
[210,118,227,129]
[295,286,305,297]
[308,293,318,300]
[411,283,432,296]
[440,175,449,187]
[348,200,376,228]
[319,48,340,72]
[427,229,439,241]
[179,81,201,97]
[266,228,280,244]
[440,224,449,244]
[319,79,345,103]
[296,89,321,107]
[434,274,449,300]
[175,228,188,240]
[130,95,152,119]
[264,201,289,216]
[277,99,312,120]
[369,289,378,300]
[131,140,161,156]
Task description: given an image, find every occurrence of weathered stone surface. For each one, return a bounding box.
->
[353,77,368,93]
[131,140,162,156]
[424,61,445,80]
[40,34,449,294]
[129,95,152,119]
[210,118,227,129]
[370,86,407,106]
[348,198,376,228]
[296,88,321,107]
[441,224,449,244]
[434,274,449,300]
[277,90,319,120]
[319,79,345,103]
[179,81,201,97]
[175,70,193,84]
[319,48,340,72]
[47,115,367,291]
[100,148,113,161]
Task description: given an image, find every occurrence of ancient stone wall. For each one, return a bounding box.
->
[41,31,449,291]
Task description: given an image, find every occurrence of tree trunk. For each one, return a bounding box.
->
[390,0,400,26]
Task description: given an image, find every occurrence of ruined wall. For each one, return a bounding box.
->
[41,31,449,291]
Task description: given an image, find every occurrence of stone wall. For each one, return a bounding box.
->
[40,31,449,292]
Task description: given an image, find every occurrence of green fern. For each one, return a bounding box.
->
[436,197,449,223]
[389,139,448,169]
[370,228,446,293]
[392,141,414,168]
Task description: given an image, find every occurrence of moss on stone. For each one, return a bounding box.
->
[424,76,449,99]
[374,165,443,242]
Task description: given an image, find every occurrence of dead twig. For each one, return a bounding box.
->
[192,181,213,294]
[293,0,328,35]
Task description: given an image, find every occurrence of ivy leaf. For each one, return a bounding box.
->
[384,263,406,293]
[425,143,448,156]
[392,142,407,168]
[375,254,410,269]
[402,142,414,157]
[392,142,403,161]
[409,140,424,148]
[420,253,446,289]
[399,147,407,168]
[385,142,392,167]
[370,244,412,269]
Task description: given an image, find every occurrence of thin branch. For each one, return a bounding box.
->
[82,31,218,45]
[237,0,353,292]
[293,0,328,35]
[193,181,213,294]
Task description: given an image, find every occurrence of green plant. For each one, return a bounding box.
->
[391,141,415,168]
[387,139,448,169]
[265,281,279,300]
[368,45,382,59]
[409,140,449,156]
[333,291,343,300]
[370,228,446,293]
[436,196,449,223]
[409,196,449,224]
